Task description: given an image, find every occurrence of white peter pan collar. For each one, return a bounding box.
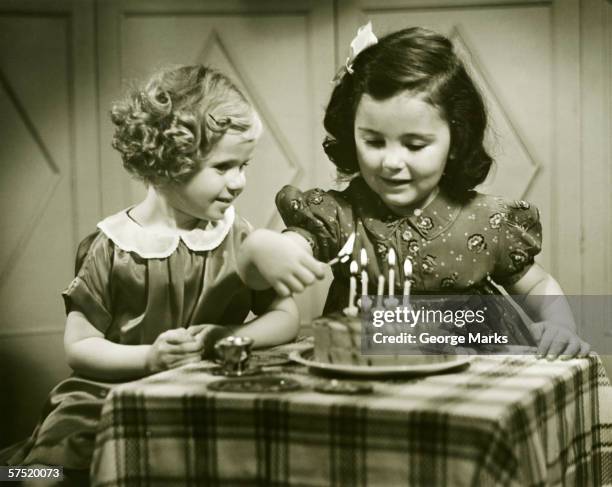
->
[97,206,235,258]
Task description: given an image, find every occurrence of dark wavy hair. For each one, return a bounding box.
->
[111,65,259,186]
[323,27,492,199]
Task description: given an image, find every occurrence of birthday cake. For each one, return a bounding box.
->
[311,310,453,367]
[311,237,461,366]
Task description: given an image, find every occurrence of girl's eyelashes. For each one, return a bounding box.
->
[362,138,428,151]
[401,136,430,151]
[213,163,232,173]
[213,160,251,172]
[404,142,428,151]
[364,139,385,148]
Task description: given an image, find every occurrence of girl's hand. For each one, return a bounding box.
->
[186,324,229,359]
[240,229,327,297]
[529,321,590,360]
[146,328,205,373]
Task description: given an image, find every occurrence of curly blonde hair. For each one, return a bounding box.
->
[111,65,260,186]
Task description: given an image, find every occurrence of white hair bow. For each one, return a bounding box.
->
[347,22,378,73]
[332,21,378,83]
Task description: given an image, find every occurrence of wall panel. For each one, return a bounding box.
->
[0,0,98,447]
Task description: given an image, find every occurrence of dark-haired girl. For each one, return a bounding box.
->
[239,25,588,360]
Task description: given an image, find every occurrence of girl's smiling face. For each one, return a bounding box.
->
[354,90,451,215]
[161,131,256,222]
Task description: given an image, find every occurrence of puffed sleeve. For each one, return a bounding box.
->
[62,231,113,333]
[275,185,343,262]
[491,199,542,285]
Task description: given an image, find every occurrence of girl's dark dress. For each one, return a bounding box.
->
[276,177,541,345]
[0,207,273,470]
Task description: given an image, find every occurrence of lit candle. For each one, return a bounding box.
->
[344,260,359,316]
[360,248,368,296]
[388,248,396,296]
[403,257,413,306]
[376,275,385,308]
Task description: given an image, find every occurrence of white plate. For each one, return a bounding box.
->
[289,348,471,377]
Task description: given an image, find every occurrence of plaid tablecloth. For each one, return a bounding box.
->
[91,339,612,486]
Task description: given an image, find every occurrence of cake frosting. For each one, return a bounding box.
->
[312,311,453,366]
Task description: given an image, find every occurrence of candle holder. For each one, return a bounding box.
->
[212,336,261,377]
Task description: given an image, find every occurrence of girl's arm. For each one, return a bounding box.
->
[189,295,300,350]
[239,295,300,346]
[506,263,589,358]
[507,263,576,331]
[64,311,205,381]
[66,296,298,381]
[237,229,326,296]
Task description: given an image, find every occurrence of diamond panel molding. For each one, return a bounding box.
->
[198,31,302,229]
[451,27,540,198]
[0,69,60,282]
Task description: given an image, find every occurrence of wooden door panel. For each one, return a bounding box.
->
[0,1,97,447]
[0,14,74,333]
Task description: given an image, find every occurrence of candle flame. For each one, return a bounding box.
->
[338,232,356,256]
[388,248,396,266]
[360,248,368,266]
[350,260,359,274]
[403,257,412,277]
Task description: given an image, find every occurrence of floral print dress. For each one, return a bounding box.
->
[276,177,541,345]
